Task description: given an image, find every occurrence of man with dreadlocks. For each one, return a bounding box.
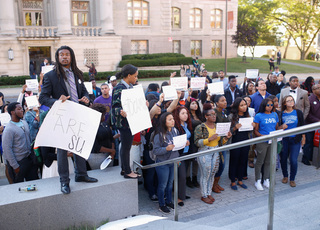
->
[39,45,98,194]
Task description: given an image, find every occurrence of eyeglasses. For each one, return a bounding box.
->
[286,99,294,103]
[266,104,274,107]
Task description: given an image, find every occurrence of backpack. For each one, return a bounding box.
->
[148,128,178,162]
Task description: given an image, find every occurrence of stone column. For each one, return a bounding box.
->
[0,0,16,35]
[55,0,73,35]
[99,0,114,34]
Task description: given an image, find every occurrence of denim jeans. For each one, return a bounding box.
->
[303,131,314,162]
[215,150,227,178]
[155,162,174,207]
[280,137,301,181]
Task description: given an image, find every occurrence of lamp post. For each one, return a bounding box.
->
[225,0,228,74]
[8,48,14,61]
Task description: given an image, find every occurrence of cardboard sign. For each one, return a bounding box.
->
[121,86,152,135]
[25,79,39,91]
[84,82,93,94]
[207,82,224,95]
[239,117,254,132]
[170,77,188,91]
[216,122,231,136]
[162,85,178,101]
[0,113,11,126]
[25,95,40,109]
[34,100,101,160]
[190,77,206,90]
[41,65,54,74]
[246,69,259,79]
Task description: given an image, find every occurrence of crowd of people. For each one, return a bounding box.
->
[1,46,320,215]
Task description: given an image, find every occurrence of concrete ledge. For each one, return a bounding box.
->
[0,166,138,230]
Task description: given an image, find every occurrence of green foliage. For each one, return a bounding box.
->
[261,54,270,58]
[0,75,30,86]
[119,57,192,67]
[306,52,316,60]
[122,53,185,60]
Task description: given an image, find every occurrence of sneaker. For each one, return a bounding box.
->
[166,202,174,210]
[263,179,270,189]
[159,205,170,214]
[255,179,264,191]
[150,194,158,202]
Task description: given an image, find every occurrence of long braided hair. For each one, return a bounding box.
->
[54,46,83,81]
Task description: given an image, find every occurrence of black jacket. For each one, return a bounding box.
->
[279,109,304,143]
[224,87,243,115]
[266,80,280,96]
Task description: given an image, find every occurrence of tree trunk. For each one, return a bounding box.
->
[300,41,306,60]
[283,35,291,59]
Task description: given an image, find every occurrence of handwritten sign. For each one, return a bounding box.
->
[239,117,254,132]
[248,107,255,117]
[0,113,11,126]
[34,100,101,160]
[25,95,40,109]
[41,65,54,74]
[216,122,231,136]
[84,82,93,94]
[207,82,224,95]
[246,69,259,79]
[25,79,39,91]
[162,85,178,101]
[171,77,188,91]
[191,77,206,90]
[121,86,152,135]
[172,134,187,151]
[268,129,283,144]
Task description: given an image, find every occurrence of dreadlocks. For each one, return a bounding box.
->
[54,46,84,81]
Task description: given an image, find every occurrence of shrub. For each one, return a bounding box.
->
[0,75,30,86]
[261,54,269,58]
[122,53,185,60]
[119,57,192,67]
[306,52,315,60]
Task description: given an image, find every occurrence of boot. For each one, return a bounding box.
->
[186,177,194,188]
[216,177,224,191]
[212,177,221,193]
[192,176,200,188]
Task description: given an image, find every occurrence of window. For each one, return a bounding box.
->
[84,49,99,66]
[172,40,181,53]
[191,40,202,56]
[212,40,222,56]
[127,0,149,26]
[22,0,43,26]
[172,7,181,29]
[189,8,202,29]
[211,9,222,29]
[72,1,89,26]
[131,40,148,54]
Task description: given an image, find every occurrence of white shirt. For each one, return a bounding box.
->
[289,88,298,103]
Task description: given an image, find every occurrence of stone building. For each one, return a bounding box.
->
[0,0,238,76]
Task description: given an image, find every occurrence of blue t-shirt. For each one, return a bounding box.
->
[182,122,191,153]
[282,110,298,137]
[254,112,279,135]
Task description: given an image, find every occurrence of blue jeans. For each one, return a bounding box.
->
[155,163,174,207]
[280,137,301,181]
[215,151,227,178]
[303,131,314,162]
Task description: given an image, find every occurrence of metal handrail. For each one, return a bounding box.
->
[133,122,320,229]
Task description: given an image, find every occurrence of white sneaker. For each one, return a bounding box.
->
[263,179,270,189]
[255,179,264,191]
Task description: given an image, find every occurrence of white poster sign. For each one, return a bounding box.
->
[172,134,187,151]
[190,77,206,90]
[41,65,54,75]
[268,129,283,144]
[239,117,254,132]
[0,113,11,126]
[84,82,93,94]
[246,69,259,79]
[35,100,101,160]
[25,79,39,91]
[121,86,152,135]
[162,85,178,101]
[207,82,224,95]
[216,122,231,136]
[171,77,188,91]
[25,95,40,109]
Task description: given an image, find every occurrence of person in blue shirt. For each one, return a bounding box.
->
[279,95,305,187]
[250,79,271,114]
[253,98,279,191]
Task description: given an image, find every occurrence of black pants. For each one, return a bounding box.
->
[269,63,275,71]
[178,161,186,200]
[119,128,133,174]
[8,155,39,183]
[229,146,250,182]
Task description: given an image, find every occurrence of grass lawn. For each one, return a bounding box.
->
[281,59,320,67]
[199,57,320,73]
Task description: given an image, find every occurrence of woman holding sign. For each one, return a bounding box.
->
[228,98,254,190]
[111,64,140,179]
[194,103,231,204]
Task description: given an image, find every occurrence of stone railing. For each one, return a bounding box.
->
[71,27,101,36]
[16,26,57,38]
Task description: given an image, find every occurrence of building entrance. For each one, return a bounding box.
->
[28,46,51,75]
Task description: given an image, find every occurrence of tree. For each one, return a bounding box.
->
[232,24,259,60]
[272,0,320,60]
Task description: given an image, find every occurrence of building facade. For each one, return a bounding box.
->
[0,0,238,76]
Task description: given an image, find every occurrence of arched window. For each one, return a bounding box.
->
[171,7,181,28]
[127,0,149,26]
[190,8,202,29]
[211,9,222,29]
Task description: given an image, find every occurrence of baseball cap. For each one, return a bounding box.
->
[110,76,117,81]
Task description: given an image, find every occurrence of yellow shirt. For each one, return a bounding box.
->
[203,124,220,147]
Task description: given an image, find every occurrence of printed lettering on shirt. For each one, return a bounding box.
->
[264,118,276,124]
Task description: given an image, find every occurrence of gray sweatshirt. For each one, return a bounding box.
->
[2,120,31,169]
[153,128,179,162]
